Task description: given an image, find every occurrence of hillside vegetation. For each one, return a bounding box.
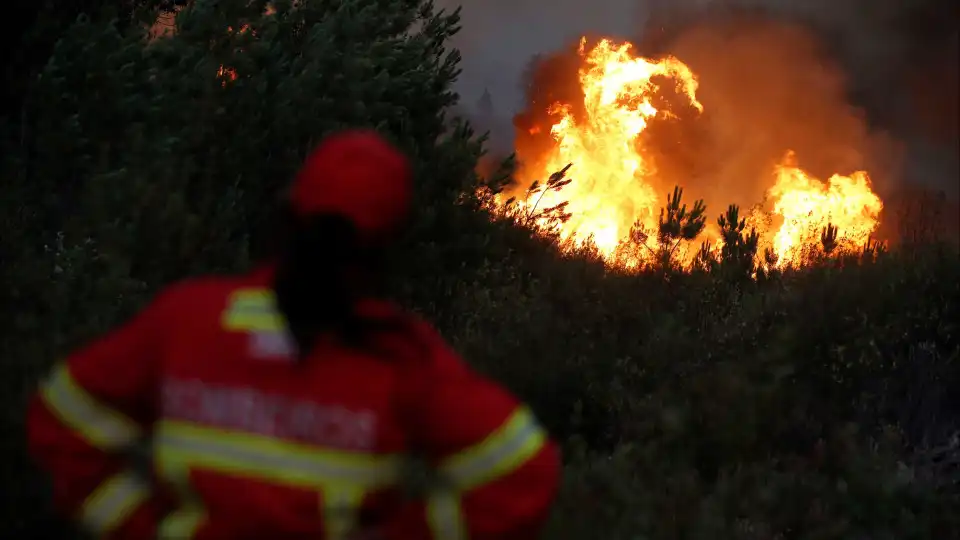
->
[1,1,957,538]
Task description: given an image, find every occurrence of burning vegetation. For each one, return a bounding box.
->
[154,6,916,272]
[493,33,888,271]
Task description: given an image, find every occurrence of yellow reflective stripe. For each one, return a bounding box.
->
[223,313,283,331]
[157,508,204,540]
[426,489,467,540]
[78,469,150,536]
[40,363,142,449]
[221,288,284,331]
[231,288,273,304]
[323,486,365,540]
[438,406,547,491]
[155,420,402,489]
[155,450,206,540]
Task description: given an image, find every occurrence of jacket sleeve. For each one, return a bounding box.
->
[26,288,179,540]
[382,323,562,540]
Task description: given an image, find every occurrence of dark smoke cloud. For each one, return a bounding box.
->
[640,0,958,187]
[639,0,958,238]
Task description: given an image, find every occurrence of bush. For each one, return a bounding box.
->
[2,1,957,538]
[535,245,959,539]
[470,180,959,537]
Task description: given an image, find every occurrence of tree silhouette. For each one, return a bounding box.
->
[506,164,573,232]
[717,204,760,278]
[821,223,839,255]
[658,186,707,246]
[629,186,707,272]
[861,236,887,262]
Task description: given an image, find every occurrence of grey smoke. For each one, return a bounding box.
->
[438,0,638,141]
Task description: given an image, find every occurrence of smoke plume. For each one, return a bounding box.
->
[638,0,958,190]
[441,0,957,240]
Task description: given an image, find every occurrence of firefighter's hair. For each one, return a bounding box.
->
[272,205,381,358]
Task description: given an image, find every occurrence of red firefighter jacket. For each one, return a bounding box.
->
[27,266,561,540]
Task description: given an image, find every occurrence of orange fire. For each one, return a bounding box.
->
[760,152,884,266]
[504,37,883,268]
[216,23,252,85]
[510,38,702,256]
[152,4,275,84]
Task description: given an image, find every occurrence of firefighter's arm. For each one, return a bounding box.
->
[383,332,562,540]
[27,288,178,540]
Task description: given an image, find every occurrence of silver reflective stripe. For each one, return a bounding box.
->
[426,489,467,540]
[439,407,546,490]
[155,423,400,488]
[40,364,141,449]
[79,470,150,536]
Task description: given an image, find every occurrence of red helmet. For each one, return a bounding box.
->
[289,130,413,243]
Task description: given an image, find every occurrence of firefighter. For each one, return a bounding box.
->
[26,130,561,540]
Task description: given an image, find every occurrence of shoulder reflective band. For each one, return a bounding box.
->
[78,469,151,537]
[40,363,142,450]
[438,406,547,492]
[426,488,468,540]
[155,419,402,489]
[221,288,285,332]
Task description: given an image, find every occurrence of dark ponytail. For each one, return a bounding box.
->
[272,204,382,357]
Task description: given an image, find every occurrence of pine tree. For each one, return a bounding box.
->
[716,204,760,279]
[654,186,706,271]
[477,87,494,118]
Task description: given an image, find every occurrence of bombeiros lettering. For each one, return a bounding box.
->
[161,378,376,450]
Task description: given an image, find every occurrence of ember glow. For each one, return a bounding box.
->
[503,37,884,268]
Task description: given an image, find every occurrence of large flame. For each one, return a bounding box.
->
[507,37,884,268]
[762,152,884,266]
[513,38,703,255]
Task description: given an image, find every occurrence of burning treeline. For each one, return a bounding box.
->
[499,20,892,269]
[153,5,909,269]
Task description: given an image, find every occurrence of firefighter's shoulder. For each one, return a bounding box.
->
[150,271,268,319]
